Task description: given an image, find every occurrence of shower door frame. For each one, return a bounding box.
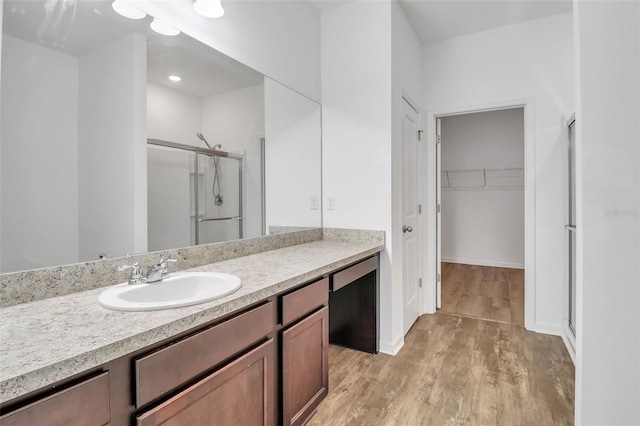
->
[193,152,243,245]
[146,139,244,246]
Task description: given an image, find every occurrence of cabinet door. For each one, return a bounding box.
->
[282,306,329,426]
[136,339,275,426]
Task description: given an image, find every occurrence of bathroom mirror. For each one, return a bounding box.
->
[0,0,322,273]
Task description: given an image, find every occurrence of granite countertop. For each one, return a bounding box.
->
[0,239,383,404]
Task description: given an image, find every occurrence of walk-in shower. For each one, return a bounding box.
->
[147,138,243,251]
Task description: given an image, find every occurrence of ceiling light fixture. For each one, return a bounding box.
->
[193,0,224,18]
[111,0,146,19]
[150,18,180,36]
[169,75,182,82]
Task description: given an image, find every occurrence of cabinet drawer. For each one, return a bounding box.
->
[0,372,110,426]
[281,278,328,326]
[332,256,377,291]
[135,301,276,408]
[137,339,275,426]
[282,306,329,426]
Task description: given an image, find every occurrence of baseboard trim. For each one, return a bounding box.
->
[561,327,576,364]
[442,257,525,269]
[379,336,404,356]
[534,322,563,337]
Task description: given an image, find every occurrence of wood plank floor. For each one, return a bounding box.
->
[309,314,574,426]
[440,263,524,325]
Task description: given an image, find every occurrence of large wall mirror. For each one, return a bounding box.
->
[0,0,322,273]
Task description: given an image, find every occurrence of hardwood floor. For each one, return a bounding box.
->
[309,314,574,426]
[440,263,524,325]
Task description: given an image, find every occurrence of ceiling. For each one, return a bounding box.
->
[2,0,263,98]
[310,0,573,44]
[397,0,573,44]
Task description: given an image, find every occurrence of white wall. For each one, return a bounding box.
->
[574,1,640,424]
[139,0,320,101]
[78,34,147,261]
[1,35,79,272]
[391,0,423,349]
[147,82,202,145]
[422,12,575,333]
[202,84,265,239]
[441,109,525,268]
[264,78,321,229]
[321,1,396,352]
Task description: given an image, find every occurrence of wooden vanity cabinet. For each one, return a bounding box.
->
[0,372,110,426]
[280,278,329,426]
[1,256,382,426]
[136,339,275,426]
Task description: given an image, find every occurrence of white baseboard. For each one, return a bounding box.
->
[379,336,404,356]
[442,257,525,269]
[561,327,576,364]
[534,322,563,337]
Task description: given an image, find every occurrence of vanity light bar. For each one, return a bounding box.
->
[111,0,181,36]
[193,0,225,18]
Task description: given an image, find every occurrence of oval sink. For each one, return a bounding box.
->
[98,272,241,311]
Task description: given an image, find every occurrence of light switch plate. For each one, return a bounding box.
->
[327,196,335,210]
[310,196,319,210]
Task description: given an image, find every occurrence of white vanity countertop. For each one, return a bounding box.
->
[0,239,383,404]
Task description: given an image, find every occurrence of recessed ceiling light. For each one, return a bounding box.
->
[169,75,182,82]
[150,18,180,36]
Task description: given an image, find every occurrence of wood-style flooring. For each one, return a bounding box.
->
[309,314,574,426]
[440,263,524,325]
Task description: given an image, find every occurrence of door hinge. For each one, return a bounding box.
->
[419,278,423,288]
[418,204,422,214]
[437,273,441,283]
[418,129,424,141]
[436,204,441,213]
[436,134,441,144]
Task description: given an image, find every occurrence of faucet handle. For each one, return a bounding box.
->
[159,258,177,264]
[117,262,140,272]
[117,262,145,284]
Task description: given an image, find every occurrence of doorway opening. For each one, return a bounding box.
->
[436,108,525,325]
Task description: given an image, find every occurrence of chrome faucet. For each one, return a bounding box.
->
[145,258,177,283]
[117,258,177,285]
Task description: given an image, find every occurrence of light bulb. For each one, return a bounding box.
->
[169,75,182,82]
[112,0,146,19]
[150,18,180,36]
[193,0,224,18]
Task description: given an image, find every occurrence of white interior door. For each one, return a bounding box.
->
[402,99,420,335]
[436,118,442,309]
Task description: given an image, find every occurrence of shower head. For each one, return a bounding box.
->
[196,132,213,150]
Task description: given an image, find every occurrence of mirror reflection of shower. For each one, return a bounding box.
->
[196,132,224,206]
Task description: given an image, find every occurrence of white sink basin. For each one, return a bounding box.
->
[98,272,241,311]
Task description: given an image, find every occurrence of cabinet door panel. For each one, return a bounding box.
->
[282,306,329,426]
[136,339,275,426]
[0,372,110,426]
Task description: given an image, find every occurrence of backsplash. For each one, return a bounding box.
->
[0,229,322,307]
[0,228,384,308]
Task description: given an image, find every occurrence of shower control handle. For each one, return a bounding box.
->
[402,225,413,234]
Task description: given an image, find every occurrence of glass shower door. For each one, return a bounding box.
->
[194,153,243,245]
[567,117,577,335]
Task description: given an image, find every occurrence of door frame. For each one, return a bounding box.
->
[422,98,536,331]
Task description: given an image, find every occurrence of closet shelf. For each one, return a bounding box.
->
[441,167,524,191]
